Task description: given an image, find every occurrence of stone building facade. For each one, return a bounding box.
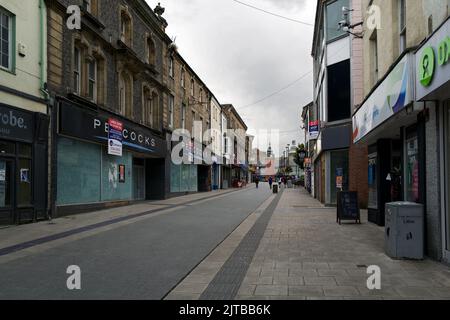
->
[46,0,170,216]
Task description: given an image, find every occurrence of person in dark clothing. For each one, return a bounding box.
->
[268,176,273,189]
[255,176,259,188]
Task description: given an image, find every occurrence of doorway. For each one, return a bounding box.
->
[0,158,14,225]
[133,158,146,200]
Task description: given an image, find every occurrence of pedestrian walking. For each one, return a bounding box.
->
[268,176,273,190]
[255,176,259,189]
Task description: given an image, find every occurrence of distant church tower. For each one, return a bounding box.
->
[267,143,273,158]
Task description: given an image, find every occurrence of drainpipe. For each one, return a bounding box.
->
[39,0,48,99]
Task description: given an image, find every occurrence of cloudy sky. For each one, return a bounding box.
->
[146,0,316,156]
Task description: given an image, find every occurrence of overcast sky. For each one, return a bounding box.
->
[146,0,316,156]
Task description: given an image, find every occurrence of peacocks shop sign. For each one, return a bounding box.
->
[416,18,450,101]
[58,100,166,157]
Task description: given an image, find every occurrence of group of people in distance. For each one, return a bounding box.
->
[254,176,287,190]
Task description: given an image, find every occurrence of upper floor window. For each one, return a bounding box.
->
[168,95,174,128]
[119,71,133,118]
[73,47,81,94]
[120,9,132,47]
[87,58,97,101]
[181,68,185,88]
[83,0,98,16]
[143,86,160,129]
[199,88,203,104]
[0,7,13,72]
[190,78,194,96]
[326,0,349,42]
[399,0,406,53]
[181,103,186,129]
[169,56,174,78]
[147,37,156,66]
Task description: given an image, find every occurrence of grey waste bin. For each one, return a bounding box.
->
[385,202,424,260]
[273,183,278,194]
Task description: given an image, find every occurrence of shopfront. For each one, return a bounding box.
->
[0,103,49,225]
[353,52,422,226]
[56,99,167,216]
[415,17,450,262]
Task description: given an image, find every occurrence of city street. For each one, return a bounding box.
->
[0,186,271,299]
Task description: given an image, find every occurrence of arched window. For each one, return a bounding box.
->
[143,86,153,127]
[147,37,156,66]
[119,71,133,118]
[151,91,160,130]
[181,68,185,88]
[83,0,99,16]
[92,49,107,105]
[120,8,132,47]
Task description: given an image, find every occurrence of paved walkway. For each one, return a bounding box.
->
[167,187,450,300]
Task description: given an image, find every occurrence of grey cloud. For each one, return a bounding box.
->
[148,0,314,155]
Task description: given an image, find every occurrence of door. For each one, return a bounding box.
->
[0,159,14,225]
[133,165,145,200]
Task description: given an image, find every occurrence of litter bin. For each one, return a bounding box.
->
[273,183,278,194]
[385,202,424,260]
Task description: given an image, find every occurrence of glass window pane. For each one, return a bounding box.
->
[0,160,12,207]
[17,159,32,207]
[0,141,15,154]
[405,136,419,203]
[326,0,349,42]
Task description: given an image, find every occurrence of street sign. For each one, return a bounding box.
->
[108,118,123,156]
[309,120,319,140]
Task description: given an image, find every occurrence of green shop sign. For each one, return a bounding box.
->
[419,36,450,87]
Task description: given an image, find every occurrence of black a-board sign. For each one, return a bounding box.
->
[337,191,361,224]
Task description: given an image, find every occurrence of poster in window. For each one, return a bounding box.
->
[20,169,30,183]
[119,165,126,183]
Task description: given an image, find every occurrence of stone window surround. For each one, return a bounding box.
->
[119,4,133,48]
[72,33,107,105]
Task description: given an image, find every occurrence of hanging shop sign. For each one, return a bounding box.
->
[108,118,123,156]
[352,54,414,143]
[59,100,166,157]
[309,120,319,140]
[416,18,450,101]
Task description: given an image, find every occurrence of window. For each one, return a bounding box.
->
[143,87,152,127]
[147,37,156,66]
[119,71,133,118]
[151,92,160,130]
[181,69,185,88]
[84,0,99,16]
[120,9,132,47]
[326,0,349,42]
[370,30,379,85]
[181,104,186,129]
[399,0,406,53]
[169,56,174,78]
[74,47,81,94]
[199,88,203,104]
[169,95,174,128]
[88,59,97,101]
[191,111,196,137]
[190,78,194,96]
[0,7,13,71]
[405,130,419,203]
[327,59,351,122]
[83,0,91,12]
